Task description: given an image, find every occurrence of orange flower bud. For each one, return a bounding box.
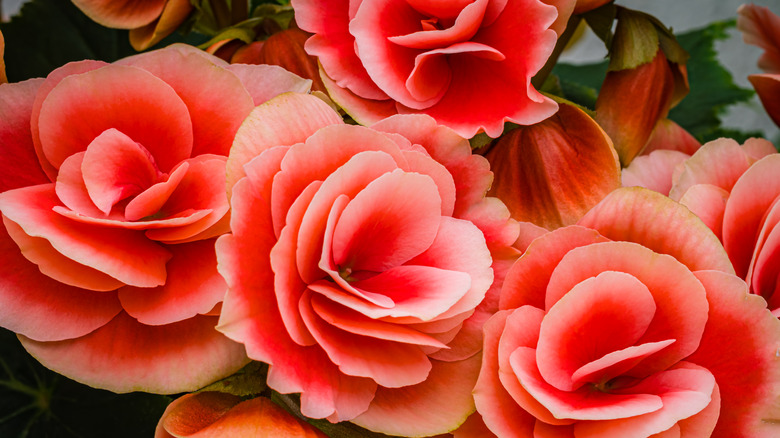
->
[155,392,326,438]
[483,102,620,229]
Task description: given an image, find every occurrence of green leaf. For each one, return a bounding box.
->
[668,20,756,143]
[551,61,609,109]
[608,8,659,71]
[0,328,171,438]
[582,2,617,48]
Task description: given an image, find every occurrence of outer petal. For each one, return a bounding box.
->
[474,308,541,437]
[225,64,313,107]
[669,138,752,202]
[156,393,326,438]
[485,103,620,229]
[622,150,690,196]
[0,79,49,191]
[118,239,226,326]
[686,271,780,438]
[0,223,122,342]
[293,0,388,99]
[117,45,254,157]
[351,355,482,436]
[71,0,166,28]
[722,154,780,277]
[226,93,343,193]
[129,0,193,51]
[319,68,399,126]
[20,312,248,394]
[578,187,734,274]
[0,184,172,288]
[37,64,193,173]
[640,118,701,156]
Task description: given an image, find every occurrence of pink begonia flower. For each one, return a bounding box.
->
[738,3,780,127]
[71,0,193,50]
[482,102,621,230]
[155,393,326,438]
[664,137,780,315]
[473,187,780,438]
[291,0,576,138]
[0,44,312,394]
[216,92,520,436]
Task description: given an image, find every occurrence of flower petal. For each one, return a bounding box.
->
[687,270,780,438]
[578,187,734,274]
[0,79,49,192]
[0,224,122,341]
[38,64,193,174]
[0,184,172,287]
[117,45,254,156]
[118,238,226,326]
[352,355,482,436]
[20,312,248,394]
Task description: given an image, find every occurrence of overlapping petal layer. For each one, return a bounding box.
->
[294,0,574,138]
[474,188,780,437]
[0,44,312,393]
[217,92,518,435]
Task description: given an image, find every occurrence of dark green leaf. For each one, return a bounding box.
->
[582,1,617,48]
[551,61,609,109]
[668,20,756,142]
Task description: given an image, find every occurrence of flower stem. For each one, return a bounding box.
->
[209,0,231,29]
[532,14,583,90]
[231,0,249,25]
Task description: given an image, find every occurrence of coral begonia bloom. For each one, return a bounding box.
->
[664,137,780,314]
[72,0,193,50]
[155,393,326,438]
[217,92,520,436]
[483,102,620,229]
[474,187,780,437]
[0,44,312,393]
[737,3,780,74]
[292,0,576,138]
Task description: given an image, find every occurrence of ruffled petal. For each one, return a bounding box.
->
[20,312,248,394]
[578,187,735,274]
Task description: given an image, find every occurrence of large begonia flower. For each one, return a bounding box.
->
[474,187,780,437]
[665,138,780,314]
[155,393,326,438]
[216,92,520,436]
[0,44,312,393]
[291,0,576,138]
[71,0,193,50]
